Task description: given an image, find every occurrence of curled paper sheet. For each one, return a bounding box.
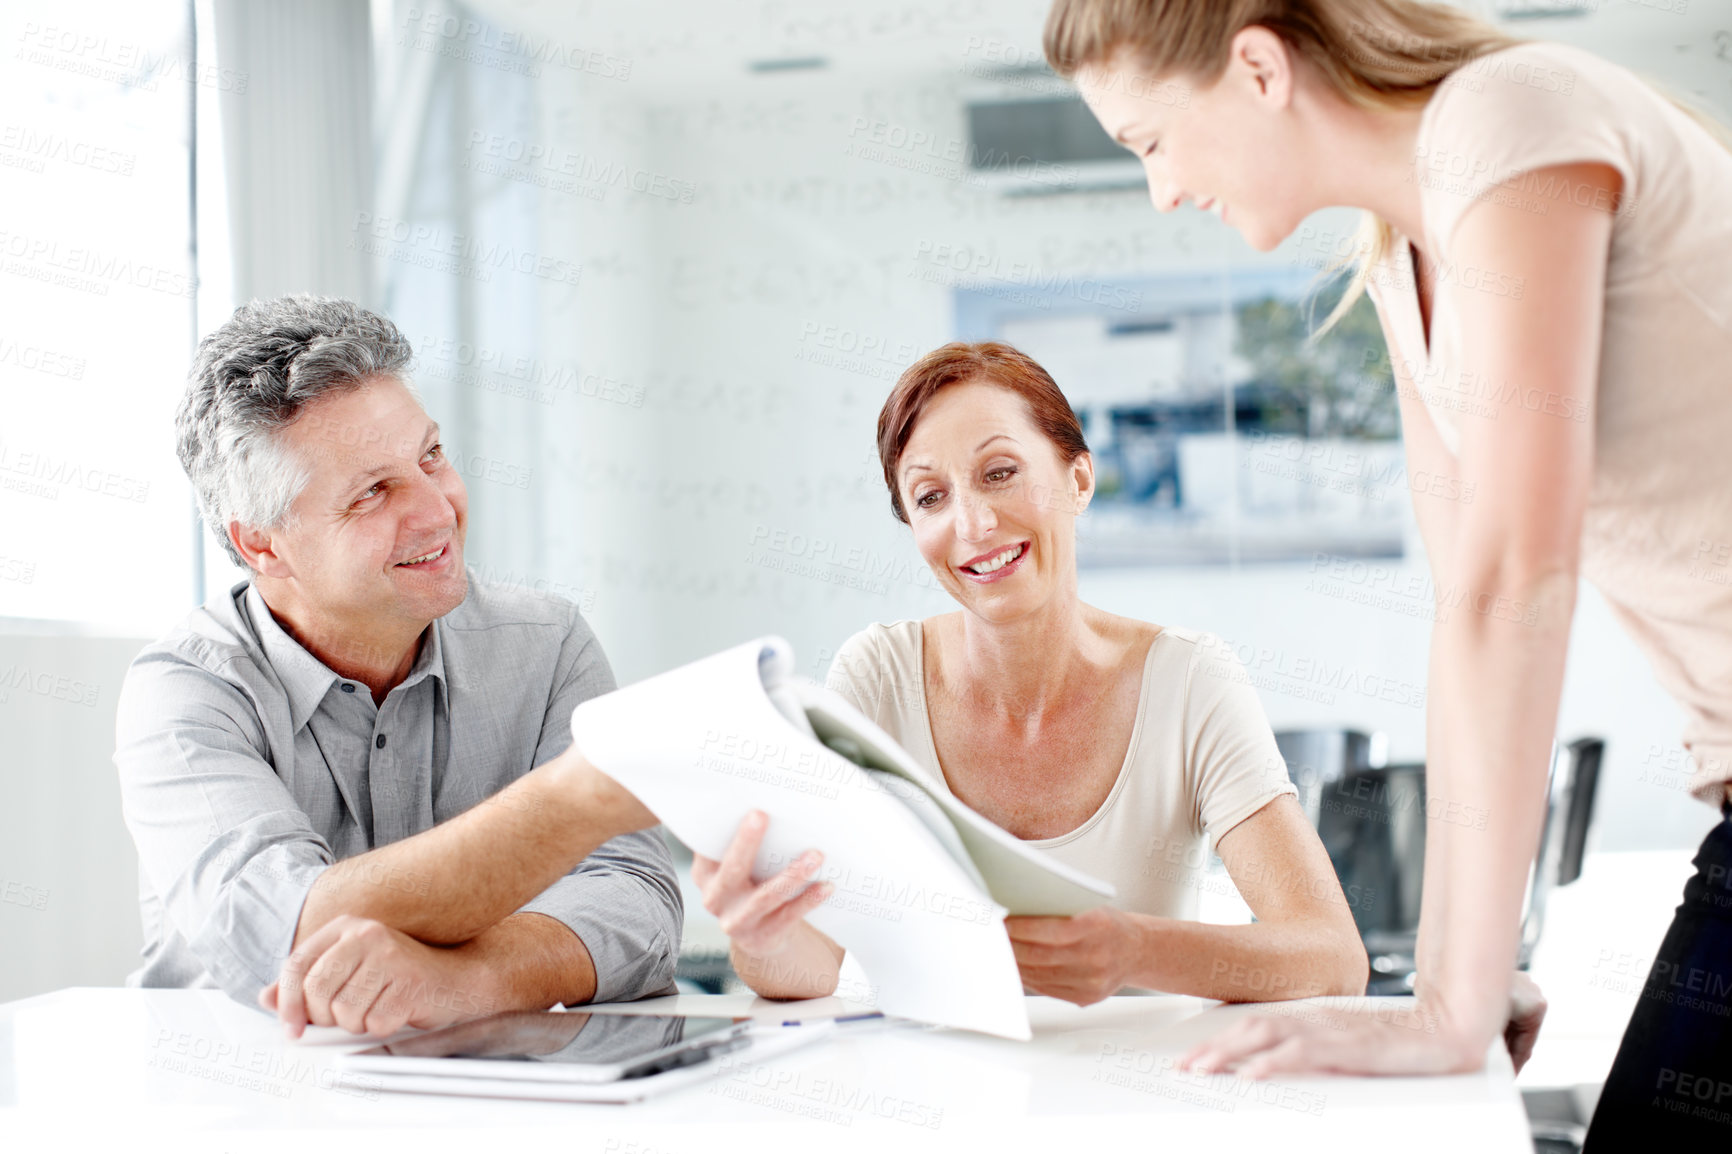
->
[570,636,1113,1040]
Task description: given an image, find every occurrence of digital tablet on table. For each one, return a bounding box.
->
[336,1009,776,1085]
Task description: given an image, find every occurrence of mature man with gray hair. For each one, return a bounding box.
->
[115,295,679,1038]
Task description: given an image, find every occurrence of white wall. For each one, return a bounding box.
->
[0,627,149,1002]
[548,61,1257,675]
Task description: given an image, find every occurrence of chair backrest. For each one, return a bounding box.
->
[1275,729,1413,941]
[1518,737,1605,965]
[1317,761,1427,946]
[1557,738,1604,887]
[1274,729,1604,982]
[1274,729,1378,828]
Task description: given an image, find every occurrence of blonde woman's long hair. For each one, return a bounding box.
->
[1045,0,1517,330]
[1044,0,1732,332]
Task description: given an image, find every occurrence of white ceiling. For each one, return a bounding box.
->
[462,0,1732,110]
[464,0,1053,87]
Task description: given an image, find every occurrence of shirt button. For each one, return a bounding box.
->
[341,683,356,694]
[376,734,387,749]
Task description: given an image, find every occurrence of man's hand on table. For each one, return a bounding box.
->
[1006,907,1144,1006]
[259,914,497,1040]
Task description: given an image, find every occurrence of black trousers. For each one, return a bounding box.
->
[1583,800,1732,1149]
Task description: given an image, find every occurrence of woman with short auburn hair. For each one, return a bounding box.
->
[692,339,1368,1013]
[1038,0,1732,1145]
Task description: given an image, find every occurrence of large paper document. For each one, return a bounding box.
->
[570,636,1114,1040]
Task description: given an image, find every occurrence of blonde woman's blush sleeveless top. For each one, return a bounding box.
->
[1365,42,1732,806]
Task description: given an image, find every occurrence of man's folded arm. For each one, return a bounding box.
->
[118,649,650,1007]
[286,621,656,948]
[285,755,628,948]
[518,626,684,1003]
[115,651,336,1006]
[516,830,683,1002]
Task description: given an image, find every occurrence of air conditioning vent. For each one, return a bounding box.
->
[1489,0,1593,18]
[965,94,1144,196]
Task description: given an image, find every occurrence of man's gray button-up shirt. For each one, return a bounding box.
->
[113,573,682,1007]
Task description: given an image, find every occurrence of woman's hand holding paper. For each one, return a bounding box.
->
[694,810,846,1000]
[1005,906,1146,1006]
[693,810,834,954]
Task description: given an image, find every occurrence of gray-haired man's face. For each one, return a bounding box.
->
[261,375,469,635]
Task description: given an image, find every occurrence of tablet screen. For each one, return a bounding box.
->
[355,1011,745,1068]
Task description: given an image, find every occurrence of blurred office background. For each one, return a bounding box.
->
[2,3,1727,1104]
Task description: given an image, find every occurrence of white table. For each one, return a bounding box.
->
[0,988,1530,1153]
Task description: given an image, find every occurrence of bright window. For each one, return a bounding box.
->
[0,1,202,632]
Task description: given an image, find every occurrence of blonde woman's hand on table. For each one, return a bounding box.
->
[1176,970,1548,1078]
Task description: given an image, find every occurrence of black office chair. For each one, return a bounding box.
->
[1274,730,1604,995]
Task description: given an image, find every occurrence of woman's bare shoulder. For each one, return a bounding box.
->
[1082,605,1166,664]
[918,611,964,645]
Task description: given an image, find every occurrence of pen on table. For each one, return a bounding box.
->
[780,1012,884,1027]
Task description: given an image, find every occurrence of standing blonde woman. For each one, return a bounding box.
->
[1043,0,1732,1146]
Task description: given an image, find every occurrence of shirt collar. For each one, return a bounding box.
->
[243,584,447,731]
[399,613,448,704]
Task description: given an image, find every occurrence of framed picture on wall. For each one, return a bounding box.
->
[954,265,1408,567]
